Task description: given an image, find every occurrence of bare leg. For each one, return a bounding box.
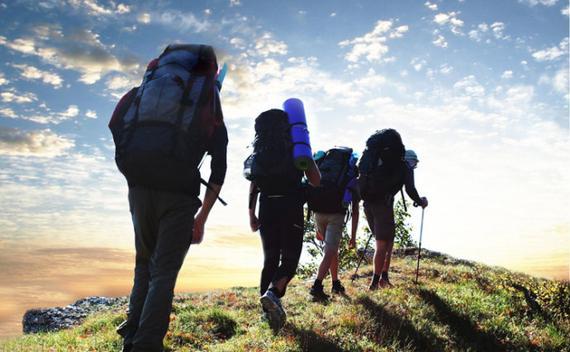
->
[373,240,390,278]
[382,240,394,273]
[316,245,338,281]
[330,251,340,282]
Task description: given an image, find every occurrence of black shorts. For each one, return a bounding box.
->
[364,200,395,242]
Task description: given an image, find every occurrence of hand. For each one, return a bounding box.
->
[420,197,428,208]
[249,214,260,232]
[316,230,324,241]
[192,212,207,244]
[349,237,356,249]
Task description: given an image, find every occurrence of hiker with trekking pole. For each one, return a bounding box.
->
[306,147,361,300]
[357,129,428,290]
[244,99,321,333]
[109,44,229,352]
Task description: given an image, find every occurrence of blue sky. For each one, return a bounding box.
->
[0,0,569,299]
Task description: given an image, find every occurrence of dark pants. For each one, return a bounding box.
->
[121,186,200,352]
[258,193,304,297]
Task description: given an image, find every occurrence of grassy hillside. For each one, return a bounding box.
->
[2,251,568,352]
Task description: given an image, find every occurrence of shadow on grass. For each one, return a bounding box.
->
[288,324,346,352]
[356,296,444,352]
[418,288,535,352]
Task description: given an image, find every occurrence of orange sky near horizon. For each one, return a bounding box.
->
[0,224,568,339]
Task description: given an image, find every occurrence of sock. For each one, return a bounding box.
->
[332,280,341,286]
[313,279,323,287]
[381,271,389,281]
[371,274,381,286]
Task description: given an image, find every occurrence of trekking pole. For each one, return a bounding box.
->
[351,231,374,281]
[415,207,425,284]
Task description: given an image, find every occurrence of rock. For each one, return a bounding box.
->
[23,296,127,334]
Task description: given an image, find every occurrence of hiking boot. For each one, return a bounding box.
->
[331,280,346,294]
[310,282,330,301]
[369,282,379,291]
[260,290,286,332]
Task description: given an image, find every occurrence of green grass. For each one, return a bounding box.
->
[2,253,568,351]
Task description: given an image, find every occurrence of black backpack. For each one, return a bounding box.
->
[243,109,302,194]
[109,44,222,195]
[307,147,356,214]
[358,129,406,202]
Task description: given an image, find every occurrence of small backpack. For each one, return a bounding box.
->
[109,44,222,194]
[358,129,406,202]
[243,109,301,194]
[307,147,358,214]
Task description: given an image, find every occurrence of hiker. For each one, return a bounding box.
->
[109,44,228,352]
[307,148,360,300]
[245,108,320,332]
[358,130,428,290]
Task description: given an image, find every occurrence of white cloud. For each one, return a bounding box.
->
[230,0,241,6]
[518,0,558,6]
[425,1,438,11]
[0,127,74,157]
[434,12,464,35]
[106,75,136,91]
[252,33,288,57]
[116,3,130,14]
[85,110,97,119]
[540,66,570,98]
[433,34,448,48]
[502,70,514,79]
[6,104,81,124]
[67,0,131,16]
[489,22,507,40]
[532,37,569,62]
[338,20,408,63]
[153,10,210,33]
[470,22,509,42]
[0,72,8,85]
[137,13,151,24]
[563,5,569,16]
[11,64,63,88]
[330,12,337,17]
[1,89,37,103]
[411,58,427,71]
[60,105,79,118]
[229,37,246,50]
[440,64,453,74]
[552,67,569,95]
[0,28,141,85]
[453,75,485,97]
[0,107,17,118]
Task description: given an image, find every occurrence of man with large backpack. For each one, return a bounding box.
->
[307,147,360,300]
[109,44,228,352]
[245,109,320,333]
[358,129,427,290]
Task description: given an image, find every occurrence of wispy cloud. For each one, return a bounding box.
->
[0,127,74,157]
[0,27,141,84]
[518,0,558,7]
[433,11,464,35]
[532,37,569,62]
[10,64,63,88]
[338,20,408,64]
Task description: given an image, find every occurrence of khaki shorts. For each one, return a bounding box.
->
[364,201,395,242]
[315,212,345,249]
